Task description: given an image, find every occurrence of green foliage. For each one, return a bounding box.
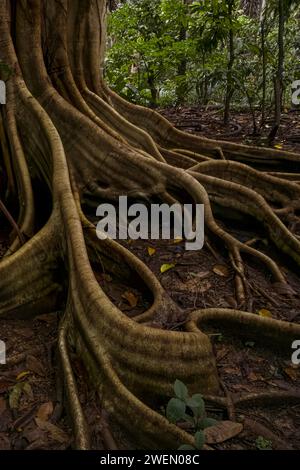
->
[174,378,188,400]
[106,0,300,111]
[166,397,186,423]
[165,379,218,450]
[106,0,188,106]
[255,435,273,450]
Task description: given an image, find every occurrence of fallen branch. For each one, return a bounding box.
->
[0,198,25,246]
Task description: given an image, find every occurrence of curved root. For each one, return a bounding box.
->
[0,0,299,450]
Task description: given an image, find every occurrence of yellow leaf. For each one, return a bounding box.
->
[122,291,138,308]
[213,264,230,277]
[274,144,283,149]
[147,246,156,256]
[173,237,183,244]
[160,263,175,273]
[16,371,30,381]
[258,309,272,318]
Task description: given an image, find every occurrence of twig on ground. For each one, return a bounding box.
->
[0,198,25,245]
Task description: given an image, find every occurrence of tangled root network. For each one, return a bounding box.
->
[1,0,300,449]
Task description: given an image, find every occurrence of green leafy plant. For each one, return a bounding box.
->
[255,435,273,450]
[166,379,218,450]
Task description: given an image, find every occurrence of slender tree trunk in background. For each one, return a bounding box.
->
[224,0,235,125]
[245,89,258,134]
[260,14,267,125]
[270,0,285,142]
[175,0,191,105]
[1,0,300,450]
[147,71,158,107]
[201,53,209,105]
[175,24,187,105]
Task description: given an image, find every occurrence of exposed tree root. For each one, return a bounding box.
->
[203,390,300,410]
[187,308,300,349]
[0,0,300,449]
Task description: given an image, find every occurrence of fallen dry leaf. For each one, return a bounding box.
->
[26,355,45,376]
[36,402,54,422]
[26,438,48,450]
[213,264,230,277]
[147,246,156,256]
[17,328,34,339]
[204,420,243,444]
[177,277,211,294]
[35,418,69,443]
[122,291,138,308]
[35,313,57,323]
[191,271,210,280]
[23,426,46,444]
[284,366,299,381]
[12,406,37,431]
[247,371,264,382]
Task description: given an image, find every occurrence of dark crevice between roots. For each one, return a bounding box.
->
[0,121,20,251]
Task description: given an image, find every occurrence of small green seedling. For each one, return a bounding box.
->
[255,435,272,450]
[166,379,218,450]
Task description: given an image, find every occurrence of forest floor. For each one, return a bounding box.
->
[159,106,300,154]
[0,108,300,450]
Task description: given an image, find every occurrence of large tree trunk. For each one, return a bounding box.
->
[1,0,300,449]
